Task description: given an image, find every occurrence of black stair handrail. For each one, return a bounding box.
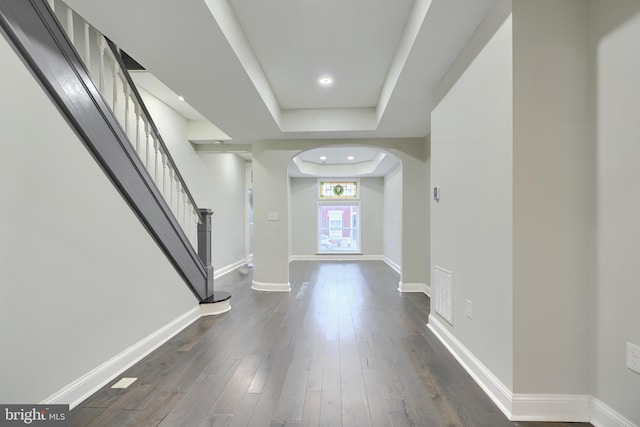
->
[0,0,211,301]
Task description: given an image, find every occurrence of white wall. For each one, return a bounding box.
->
[398,146,430,288]
[0,35,196,403]
[252,139,428,289]
[431,2,514,389]
[512,0,592,395]
[591,1,640,423]
[289,178,317,256]
[139,89,247,273]
[383,164,402,270]
[290,177,384,257]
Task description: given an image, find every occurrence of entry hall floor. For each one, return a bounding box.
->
[70,261,592,427]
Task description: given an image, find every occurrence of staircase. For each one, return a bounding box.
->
[0,0,230,308]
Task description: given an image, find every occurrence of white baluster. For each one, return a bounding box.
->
[154,138,161,185]
[192,207,199,246]
[99,36,106,92]
[66,7,74,44]
[123,85,130,136]
[47,0,55,12]
[134,103,141,154]
[83,22,90,69]
[182,190,189,232]
[186,204,193,243]
[161,150,168,196]
[144,121,151,168]
[112,60,118,113]
[175,181,182,222]
[169,168,176,213]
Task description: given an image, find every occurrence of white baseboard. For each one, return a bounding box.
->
[289,254,384,262]
[41,306,201,410]
[214,259,246,279]
[591,398,638,427]
[200,300,231,316]
[383,257,401,274]
[251,280,291,292]
[428,314,638,426]
[511,394,590,422]
[398,281,430,296]
[427,314,514,418]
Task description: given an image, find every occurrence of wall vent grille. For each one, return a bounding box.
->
[434,266,453,325]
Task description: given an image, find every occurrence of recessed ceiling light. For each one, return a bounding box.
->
[178,95,185,101]
[319,156,327,161]
[318,76,333,87]
[213,140,224,144]
[347,156,355,161]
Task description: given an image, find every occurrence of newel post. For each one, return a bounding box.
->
[198,209,214,298]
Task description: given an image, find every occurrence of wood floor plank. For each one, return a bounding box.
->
[318,340,342,427]
[362,369,393,427]
[300,391,322,427]
[227,393,260,427]
[69,261,593,427]
[339,313,371,427]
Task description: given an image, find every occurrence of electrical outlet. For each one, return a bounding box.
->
[627,342,640,374]
[465,299,473,319]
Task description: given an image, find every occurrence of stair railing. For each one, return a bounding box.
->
[47,0,202,248]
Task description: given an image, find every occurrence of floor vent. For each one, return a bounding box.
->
[434,266,453,325]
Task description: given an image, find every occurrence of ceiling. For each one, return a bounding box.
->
[289,147,399,178]
[62,0,498,175]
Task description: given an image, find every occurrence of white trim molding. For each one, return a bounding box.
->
[591,398,638,427]
[428,314,514,418]
[289,254,384,262]
[251,280,291,292]
[41,306,201,409]
[398,281,430,296]
[200,300,231,316]
[383,257,401,274]
[511,394,590,422]
[214,259,247,279]
[428,314,638,426]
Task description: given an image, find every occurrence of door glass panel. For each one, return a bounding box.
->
[318,204,360,253]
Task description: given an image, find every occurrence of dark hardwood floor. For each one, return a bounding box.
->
[70,261,592,427]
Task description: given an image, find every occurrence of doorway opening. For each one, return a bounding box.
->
[318,202,360,253]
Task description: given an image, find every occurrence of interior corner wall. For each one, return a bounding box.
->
[383,164,402,269]
[430,3,514,389]
[289,177,384,257]
[0,34,196,403]
[138,89,246,272]
[290,178,316,255]
[512,0,592,395]
[397,151,429,286]
[590,1,640,423]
